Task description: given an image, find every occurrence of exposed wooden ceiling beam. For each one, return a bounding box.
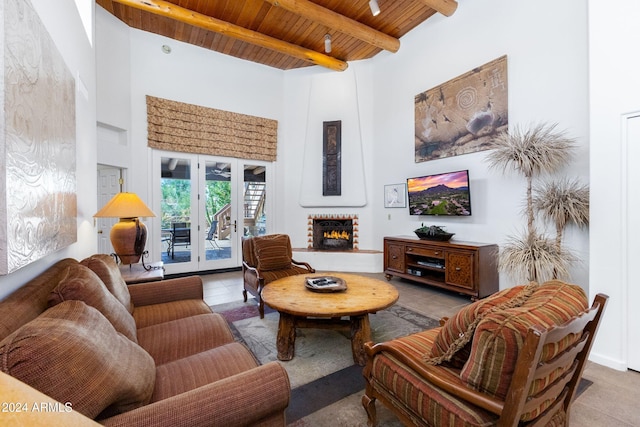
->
[110,0,348,71]
[418,0,458,17]
[265,0,400,53]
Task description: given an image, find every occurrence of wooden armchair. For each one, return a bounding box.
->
[242,234,315,318]
[362,281,608,427]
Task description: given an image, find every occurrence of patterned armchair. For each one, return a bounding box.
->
[242,234,315,318]
[362,281,608,427]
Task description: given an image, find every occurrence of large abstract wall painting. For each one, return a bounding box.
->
[0,0,77,275]
[414,55,508,162]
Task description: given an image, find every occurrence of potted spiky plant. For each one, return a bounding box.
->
[533,177,589,252]
[414,224,454,241]
[486,122,586,283]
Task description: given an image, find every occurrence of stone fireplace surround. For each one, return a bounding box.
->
[307,214,358,251]
[292,214,381,273]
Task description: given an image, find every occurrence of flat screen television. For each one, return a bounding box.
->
[407,170,472,216]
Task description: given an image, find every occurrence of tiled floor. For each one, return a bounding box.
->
[200,270,640,426]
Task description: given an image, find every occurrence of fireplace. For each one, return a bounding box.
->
[308,214,358,251]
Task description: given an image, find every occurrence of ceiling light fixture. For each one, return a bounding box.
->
[324,34,332,53]
[369,0,380,16]
[161,44,172,54]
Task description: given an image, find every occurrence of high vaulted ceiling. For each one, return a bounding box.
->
[96,0,458,71]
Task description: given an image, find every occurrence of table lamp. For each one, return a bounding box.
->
[94,192,156,265]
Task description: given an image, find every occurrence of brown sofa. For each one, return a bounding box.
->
[0,254,290,426]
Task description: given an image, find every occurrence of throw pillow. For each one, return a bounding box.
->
[81,254,134,313]
[0,300,155,420]
[49,264,138,343]
[428,285,527,367]
[460,280,588,402]
[253,234,292,271]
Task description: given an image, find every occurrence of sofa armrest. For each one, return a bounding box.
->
[128,276,204,307]
[101,362,290,427]
[364,341,504,416]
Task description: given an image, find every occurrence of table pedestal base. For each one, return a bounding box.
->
[275,312,372,366]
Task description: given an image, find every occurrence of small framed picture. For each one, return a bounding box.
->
[384,184,406,208]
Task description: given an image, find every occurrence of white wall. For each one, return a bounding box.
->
[94,0,590,280]
[2,0,629,371]
[0,0,97,300]
[280,0,590,282]
[90,0,630,370]
[588,0,640,370]
[95,6,131,169]
[125,25,284,261]
[281,62,377,255]
[369,0,590,289]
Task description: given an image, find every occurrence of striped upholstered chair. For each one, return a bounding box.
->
[362,281,608,427]
[242,234,315,318]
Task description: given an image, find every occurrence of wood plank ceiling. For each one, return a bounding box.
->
[96,0,458,71]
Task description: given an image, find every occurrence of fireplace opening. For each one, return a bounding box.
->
[313,219,354,250]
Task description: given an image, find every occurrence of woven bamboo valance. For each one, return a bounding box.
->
[146,95,277,162]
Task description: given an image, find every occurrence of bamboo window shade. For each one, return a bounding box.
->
[146,95,278,161]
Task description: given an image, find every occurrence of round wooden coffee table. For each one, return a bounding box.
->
[261,272,399,366]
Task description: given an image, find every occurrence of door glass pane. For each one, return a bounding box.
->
[204,161,232,260]
[160,157,192,264]
[243,165,266,237]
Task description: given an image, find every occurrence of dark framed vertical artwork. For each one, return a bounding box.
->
[323,120,342,196]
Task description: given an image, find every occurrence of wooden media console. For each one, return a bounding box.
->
[383,236,499,300]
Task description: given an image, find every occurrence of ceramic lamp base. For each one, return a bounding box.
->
[110,218,147,265]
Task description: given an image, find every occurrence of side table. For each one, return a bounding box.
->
[118,262,164,285]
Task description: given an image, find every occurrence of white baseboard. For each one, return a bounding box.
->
[588,351,627,371]
[292,250,383,273]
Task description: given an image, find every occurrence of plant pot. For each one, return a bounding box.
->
[414,231,454,241]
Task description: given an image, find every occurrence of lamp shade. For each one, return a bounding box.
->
[94,192,155,219]
[94,193,155,265]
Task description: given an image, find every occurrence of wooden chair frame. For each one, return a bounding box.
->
[362,294,608,427]
[241,235,315,318]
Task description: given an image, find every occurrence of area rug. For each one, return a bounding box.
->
[211,300,592,426]
[211,299,437,426]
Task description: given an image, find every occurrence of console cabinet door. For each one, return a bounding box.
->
[386,243,405,273]
[445,251,474,290]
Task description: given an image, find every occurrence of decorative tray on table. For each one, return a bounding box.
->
[305,276,347,293]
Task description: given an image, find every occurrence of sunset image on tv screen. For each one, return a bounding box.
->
[407,170,471,216]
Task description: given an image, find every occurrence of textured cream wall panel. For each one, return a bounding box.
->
[1,0,77,275]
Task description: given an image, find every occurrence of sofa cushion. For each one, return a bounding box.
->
[151,342,259,402]
[253,234,292,271]
[429,285,527,367]
[369,329,498,427]
[136,313,235,365]
[260,265,314,284]
[81,254,133,313]
[0,300,155,420]
[460,280,588,402]
[48,264,138,343]
[133,299,213,329]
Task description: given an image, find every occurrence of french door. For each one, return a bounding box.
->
[151,151,270,275]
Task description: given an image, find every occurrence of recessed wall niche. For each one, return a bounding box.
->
[299,69,367,207]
